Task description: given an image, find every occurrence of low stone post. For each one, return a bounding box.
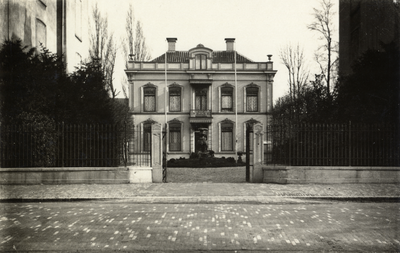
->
[151,123,163,183]
[250,123,264,183]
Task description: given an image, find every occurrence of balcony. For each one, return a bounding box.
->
[190,110,212,124]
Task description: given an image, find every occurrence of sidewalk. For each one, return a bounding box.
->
[1,183,399,203]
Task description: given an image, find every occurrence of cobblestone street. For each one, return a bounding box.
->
[1,201,399,252]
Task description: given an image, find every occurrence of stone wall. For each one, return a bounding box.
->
[0,167,131,184]
[263,166,400,184]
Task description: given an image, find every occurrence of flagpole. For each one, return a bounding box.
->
[234,41,238,163]
[165,40,168,126]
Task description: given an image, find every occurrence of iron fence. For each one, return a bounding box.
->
[265,123,399,166]
[0,123,132,168]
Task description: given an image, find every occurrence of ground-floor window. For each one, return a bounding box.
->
[143,123,152,152]
[221,121,234,151]
[169,122,181,151]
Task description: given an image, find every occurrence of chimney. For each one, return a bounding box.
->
[167,38,177,52]
[225,38,235,51]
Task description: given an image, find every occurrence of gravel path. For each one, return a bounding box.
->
[166,166,246,183]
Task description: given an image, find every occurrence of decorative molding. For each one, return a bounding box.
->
[221,82,233,88]
[221,118,234,124]
[168,118,182,124]
[143,82,156,88]
[168,82,182,87]
[246,82,259,88]
[143,118,157,125]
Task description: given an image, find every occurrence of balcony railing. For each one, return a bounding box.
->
[126,62,273,71]
[190,110,212,118]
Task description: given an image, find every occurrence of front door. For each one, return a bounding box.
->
[195,127,208,153]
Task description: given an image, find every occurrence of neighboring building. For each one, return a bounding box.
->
[0,0,89,72]
[339,0,400,75]
[125,38,277,159]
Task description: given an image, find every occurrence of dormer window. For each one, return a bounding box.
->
[195,54,207,70]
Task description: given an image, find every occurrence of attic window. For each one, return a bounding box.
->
[195,54,207,70]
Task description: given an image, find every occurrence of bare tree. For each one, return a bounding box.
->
[121,4,151,98]
[89,3,118,98]
[279,43,309,101]
[308,0,338,97]
[133,21,151,61]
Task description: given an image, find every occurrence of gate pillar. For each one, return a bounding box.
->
[250,123,264,183]
[151,123,163,183]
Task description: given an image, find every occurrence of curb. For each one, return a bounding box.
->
[1,196,399,204]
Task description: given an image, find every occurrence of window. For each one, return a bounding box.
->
[36,19,46,48]
[169,87,181,112]
[221,87,233,111]
[144,86,156,112]
[246,87,259,112]
[143,123,152,152]
[195,88,207,110]
[221,121,234,151]
[195,54,207,70]
[169,122,181,151]
[75,0,82,41]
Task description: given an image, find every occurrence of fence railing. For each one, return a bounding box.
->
[265,123,399,166]
[0,123,132,168]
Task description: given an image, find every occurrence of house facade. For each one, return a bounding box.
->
[0,0,89,73]
[125,38,277,160]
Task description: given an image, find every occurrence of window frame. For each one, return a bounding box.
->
[168,120,183,152]
[36,18,47,48]
[220,119,234,152]
[195,54,207,70]
[168,85,182,112]
[142,84,157,112]
[143,123,152,152]
[245,84,259,112]
[75,0,82,41]
[195,88,208,110]
[220,85,234,112]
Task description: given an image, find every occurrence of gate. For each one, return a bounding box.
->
[245,123,252,182]
[162,123,167,182]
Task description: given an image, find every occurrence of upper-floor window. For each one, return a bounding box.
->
[221,87,233,112]
[36,19,46,48]
[195,54,207,70]
[144,86,156,112]
[246,86,259,112]
[195,88,208,110]
[169,86,181,112]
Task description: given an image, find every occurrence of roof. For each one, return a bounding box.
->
[150,51,254,63]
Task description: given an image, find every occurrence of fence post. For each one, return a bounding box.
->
[151,123,163,183]
[349,121,351,167]
[61,122,64,167]
[249,123,264,183]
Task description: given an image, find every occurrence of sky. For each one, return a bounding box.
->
[95,0,339,102]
